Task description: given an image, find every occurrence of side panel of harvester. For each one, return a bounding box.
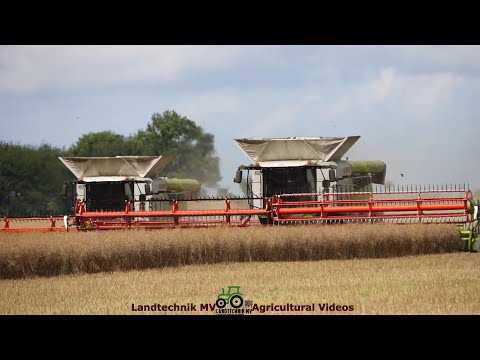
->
[250,170,263,209]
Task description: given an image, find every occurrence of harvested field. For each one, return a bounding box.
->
[0,253,478,314]
[0,223,462,279]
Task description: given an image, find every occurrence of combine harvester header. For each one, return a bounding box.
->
[1,137,478,252]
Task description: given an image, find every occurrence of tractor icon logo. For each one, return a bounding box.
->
[216,286,244,309]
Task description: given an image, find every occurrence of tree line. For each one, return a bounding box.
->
[0,111,222,216]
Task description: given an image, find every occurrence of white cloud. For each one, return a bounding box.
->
[369,67,396,100]
[2,45,480,191]
[393,45,480,73]
[240,66,465,132]
[0,45,281,94]
[318,68,465,121]
[396,72,464,118]
[175,89,248,123]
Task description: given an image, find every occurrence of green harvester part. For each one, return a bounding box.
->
[458,199,479,252]
[459,228,474,252]
[164,178,201,193]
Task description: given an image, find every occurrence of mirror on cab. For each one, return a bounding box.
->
[329,168,336,182]
[145,184,152,195]
[234,169,242,183]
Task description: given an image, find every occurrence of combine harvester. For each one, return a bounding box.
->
[58,155,201,211]
[1,156,201,232]
[1,137,478,252]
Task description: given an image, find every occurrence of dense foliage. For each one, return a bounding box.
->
[0,111,221,216]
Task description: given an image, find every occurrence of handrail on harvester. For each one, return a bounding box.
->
[1,216,75,232]
[73,198,272,230]
[272,189,474,223]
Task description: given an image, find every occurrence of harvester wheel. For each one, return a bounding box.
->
[258,216,268,225]
[216,298,227,308]
[230,295,244,309]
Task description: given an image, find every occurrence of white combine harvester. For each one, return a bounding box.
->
[59,156,200,212]
[233,136,387,222]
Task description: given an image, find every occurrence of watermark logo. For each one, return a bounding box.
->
[131,285,355,314]
[216,285,243,309]
[213,286,253,315]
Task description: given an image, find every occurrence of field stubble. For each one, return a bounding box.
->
[0,253,478,314]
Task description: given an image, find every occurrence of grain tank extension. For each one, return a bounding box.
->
[59,156,200,212]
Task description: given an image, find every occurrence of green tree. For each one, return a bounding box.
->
[0,142,73,216]
[69,131,132,156]
[134,110,221,187]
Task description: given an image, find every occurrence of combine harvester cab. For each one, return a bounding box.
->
[233,136,387,223]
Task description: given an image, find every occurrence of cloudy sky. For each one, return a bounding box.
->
[1,45,479,192]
